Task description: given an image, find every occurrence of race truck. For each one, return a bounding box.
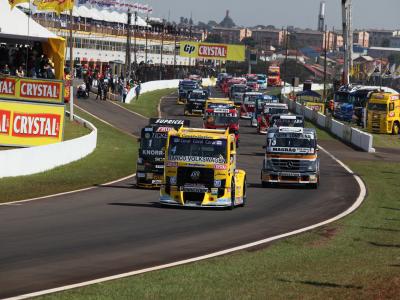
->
[184,89,209,116]
[267,65,282,87]
[261,127,319,188]
[257,103,289,134]
[203,101,240,147]
[270,114,305,128]
[367,91,400,134]
[240,92,263,119]
[257,74,268,89]
[225,77,247,97]
[189,74,202,85]
[229,84,248,106]
[160,127,247,208]
[136,118,190,188]
[250,94,280,127]
[178,80,199,104]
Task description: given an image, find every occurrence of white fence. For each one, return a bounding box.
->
[281,95,375,153]
[0,114,97,178]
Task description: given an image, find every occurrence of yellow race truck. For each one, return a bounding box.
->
[160,127,247,208]
[367,92,400,134]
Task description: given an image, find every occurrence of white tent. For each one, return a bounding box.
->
[110,11,124,24]
[76,5,95,19]
[99,9,116,23]
[0,0,58,40]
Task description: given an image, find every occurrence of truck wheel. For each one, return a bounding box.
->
[230,179,236,210]
[392,122,399,135]
[239,177,247,207]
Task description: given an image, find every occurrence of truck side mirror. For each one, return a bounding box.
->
[262,145,266,149]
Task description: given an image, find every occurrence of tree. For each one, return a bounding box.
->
[241,37,256,48]
[207,20,218,28]
[205,34,223,43]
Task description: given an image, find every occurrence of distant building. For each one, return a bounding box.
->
[353,31,369,48]
[390,36,400,48]
[219,10,236,28]
[368,46,400,58]
[211,27,251,44]
[251,28,284,48]
[367,29,394,47]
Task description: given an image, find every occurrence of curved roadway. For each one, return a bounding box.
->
[0,89,360,298]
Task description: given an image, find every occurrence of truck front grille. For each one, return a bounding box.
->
[271,159,309,172]
[177,167,214,187]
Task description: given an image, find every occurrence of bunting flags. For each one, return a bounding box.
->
[33,0,74,15]
[85,1,153,14]
[8,0,30,9]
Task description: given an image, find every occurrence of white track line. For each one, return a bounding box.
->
[107,101,148,120]
[4,145,367,300]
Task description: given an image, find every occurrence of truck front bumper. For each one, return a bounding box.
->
[261,169,318,184]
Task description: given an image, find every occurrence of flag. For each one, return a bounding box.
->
[8,0,30,9]
[33,0,74,15]
[147,6,152,14]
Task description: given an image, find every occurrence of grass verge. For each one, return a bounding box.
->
[0,107,137,203]
[122,89,176,118]
[37,158,400,300]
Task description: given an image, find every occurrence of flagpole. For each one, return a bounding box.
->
[69,7,74,121]
[26,0,31,76]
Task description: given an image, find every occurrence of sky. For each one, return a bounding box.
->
[144,0,400,30]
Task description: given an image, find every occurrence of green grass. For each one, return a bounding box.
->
[37,159,400,299]
[370,133,400,149]
[63,118,91,141]
[122,89,176,118]
[0,108,137,203]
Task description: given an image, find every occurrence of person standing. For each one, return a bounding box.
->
[135,80,141,101]
[96,78,103,100]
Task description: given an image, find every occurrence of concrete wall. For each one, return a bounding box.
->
[281,94,375,152]
[0,114,97,178]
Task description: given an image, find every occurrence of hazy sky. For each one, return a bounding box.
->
[145,0,400,30]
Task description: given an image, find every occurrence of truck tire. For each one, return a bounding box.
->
[230,179,236,210]
[392,122,399,135]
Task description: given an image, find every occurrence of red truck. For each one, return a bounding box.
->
[257,103,289,134]
[267,65,282,87]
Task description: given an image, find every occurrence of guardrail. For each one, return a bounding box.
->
[281,94,375,153]
[0,113,97,178]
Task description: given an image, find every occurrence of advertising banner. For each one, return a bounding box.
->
[0,76,64,104]
[180,41,245,62]
[305,102,325,113]
[0,100,65,147]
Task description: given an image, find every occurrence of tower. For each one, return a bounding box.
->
[318,1,326,32]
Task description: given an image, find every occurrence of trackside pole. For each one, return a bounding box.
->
[70,86,74,121]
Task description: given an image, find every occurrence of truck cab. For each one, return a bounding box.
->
[178,80,199,104]
[136,118,189,188]
[230,84,248,106]
[270,114,304,128]
[250,95,279,127]
[261,127,319,188]
[257,103,289,134]
[160,128,247,208]
[267,65,282,87]
[184,89,209,116]
[240,92,263,119]
[367,92,400,134]
[203,102,240,147]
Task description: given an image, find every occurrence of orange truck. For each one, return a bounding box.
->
[267,65,282,87]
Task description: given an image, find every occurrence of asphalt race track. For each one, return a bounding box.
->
[0,88,360,298]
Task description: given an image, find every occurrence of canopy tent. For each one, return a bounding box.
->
[0,0,65,79]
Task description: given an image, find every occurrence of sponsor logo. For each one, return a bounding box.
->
[166,161,178,167]
[20,80,60,100]
[214,164,227,170]
[183,44,196,54]
[154,119,185,125]
[198,44,227,58]
[12,113,61,138]
[142,149,164,156]
[0,78,16,95]
[0,110,11,135]
[156,127,173,133]
[190,170,201,181]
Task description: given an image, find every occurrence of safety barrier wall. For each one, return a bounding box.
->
[0,114,97,178]
[281,95,375,152]
[126,77,215,104]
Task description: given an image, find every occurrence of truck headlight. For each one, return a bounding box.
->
[137,157,143,164]
[307,161,317,171]
[264,159,273,170]
[137,164,145,171]
[169,176,177,185]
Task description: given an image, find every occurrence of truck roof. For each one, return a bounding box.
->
[267,127,316,136]
[369,92,400,102]
[172,127,230,140]
[148,118,190,128]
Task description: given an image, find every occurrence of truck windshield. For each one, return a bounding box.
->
[189,93,206,100]
[205,115,238,126]
[258,75,266,81]
[272,118,304,127]
[334,92,351,103]
[269,135,316,148]
[244,95,261,103]
[168,138,227,163]
[269,72,279,76]
[264,108,288,115]
[368,103,387,111]
[141,133,167,150]
[233,86,246,93]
